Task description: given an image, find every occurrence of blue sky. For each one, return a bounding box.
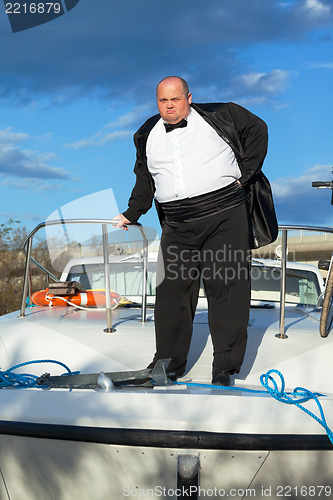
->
[0,0,333,235]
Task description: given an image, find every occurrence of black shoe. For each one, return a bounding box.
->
[212,371,231,386]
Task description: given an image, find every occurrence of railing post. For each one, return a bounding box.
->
[20,236,32,317]
[102,223,116,333]
[276,229,288,339]
[137,225,148,323]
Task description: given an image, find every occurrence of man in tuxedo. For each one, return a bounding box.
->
[115,76,276,386]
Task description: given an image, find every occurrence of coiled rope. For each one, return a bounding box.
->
[176,369,333,444]
[0,360,77,388]
[260,369,333,443]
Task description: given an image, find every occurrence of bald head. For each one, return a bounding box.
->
[156,76,192,124]
[156,76,189,97]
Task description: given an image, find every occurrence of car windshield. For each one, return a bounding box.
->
[65,261,322,306]
[67,261,157,297]
[250,265,321,306]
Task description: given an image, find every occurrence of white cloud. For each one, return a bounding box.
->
[107,105,152,129]
[1,178,64,192]
[303,0,331,16]
[0,125,76,188]
[65,130,132,150]
[0,147,76,181]
[65,105,154,150]
[272,164,332,198]
[278,1,298,7]
[0,127,29,145]
[235,70,292,96]
[271,164,333,225]
[308,62,333,69]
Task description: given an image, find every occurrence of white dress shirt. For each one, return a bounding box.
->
[146,108,241,203]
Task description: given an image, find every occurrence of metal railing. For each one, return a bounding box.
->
[20,219,150,330]
[20,221,333,339]
[277,225,333,339]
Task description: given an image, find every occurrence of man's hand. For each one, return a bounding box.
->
[113,214,130,231]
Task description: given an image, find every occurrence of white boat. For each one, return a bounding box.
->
[0,216,333,500]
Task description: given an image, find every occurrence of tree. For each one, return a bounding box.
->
[0,220,54,315]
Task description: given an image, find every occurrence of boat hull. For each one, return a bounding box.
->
[0,427,332,499]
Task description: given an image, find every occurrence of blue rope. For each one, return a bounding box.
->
[175,369,333,444]
[26,297,37,308]
[260,369,333,443]
[1,361,332,444]
[0,359,78,389]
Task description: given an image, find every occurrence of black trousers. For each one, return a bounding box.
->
[150,202,251,378]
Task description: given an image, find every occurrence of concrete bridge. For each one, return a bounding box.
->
[253,228,333,268]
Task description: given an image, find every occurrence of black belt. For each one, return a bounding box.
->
[160,181,246,223]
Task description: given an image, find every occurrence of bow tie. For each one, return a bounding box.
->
[164,118,188,133]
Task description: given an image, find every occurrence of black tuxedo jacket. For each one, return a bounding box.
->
[123,102,278,249]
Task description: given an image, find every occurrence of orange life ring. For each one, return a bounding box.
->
[31,289,121,307]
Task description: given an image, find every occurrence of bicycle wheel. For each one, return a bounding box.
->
[320,265,333,337]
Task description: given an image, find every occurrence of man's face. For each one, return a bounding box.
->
[156,79,192,124]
